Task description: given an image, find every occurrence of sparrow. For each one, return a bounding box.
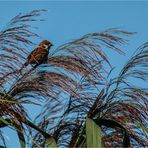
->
[19,40,53,72]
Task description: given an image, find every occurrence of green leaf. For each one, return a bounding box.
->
[45,137,57,148]
[86,118,102,148]
[78,138,87,147]
[94,118,130,147]
[0,118,11,128]
[72,127,86,147]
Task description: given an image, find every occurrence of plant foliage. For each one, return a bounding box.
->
[0,10,147,148]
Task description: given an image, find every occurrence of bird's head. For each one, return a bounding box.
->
[39,40,53,50]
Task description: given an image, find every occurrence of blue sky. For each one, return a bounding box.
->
[1,1,148,71]
[0,1,148,147]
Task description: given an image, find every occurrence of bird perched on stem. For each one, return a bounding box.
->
[19,40,53,73]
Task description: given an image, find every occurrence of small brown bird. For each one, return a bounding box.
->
[19,40,53,72]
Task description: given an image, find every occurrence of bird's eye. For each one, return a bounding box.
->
[42,44,49,49]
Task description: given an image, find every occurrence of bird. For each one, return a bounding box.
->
[19,40,53,73]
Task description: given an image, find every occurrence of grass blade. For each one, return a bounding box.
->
[86,118,102,147]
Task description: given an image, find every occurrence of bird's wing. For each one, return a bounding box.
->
[27,46,40,60]
[27,46,48,64]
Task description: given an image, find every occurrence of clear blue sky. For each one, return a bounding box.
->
[0,1,148,147]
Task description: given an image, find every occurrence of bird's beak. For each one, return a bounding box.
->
[51,44,53,46]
